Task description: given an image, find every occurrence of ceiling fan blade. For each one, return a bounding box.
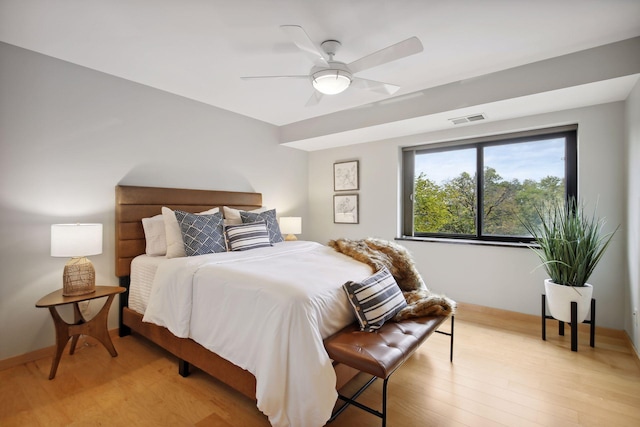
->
[348,36,423,74]
[305,90,323,107]
[351,77,400,95]
[280,25,329,67]
[241,75,309,80]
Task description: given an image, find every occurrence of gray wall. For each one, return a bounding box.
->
[625,80,640,353]
[0,43,308,360]
[308,102,628,330]
[1,39,636,362]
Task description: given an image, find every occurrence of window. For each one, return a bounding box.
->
[402,126,577,243]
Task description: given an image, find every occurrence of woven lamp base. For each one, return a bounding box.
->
[62,257,96,296]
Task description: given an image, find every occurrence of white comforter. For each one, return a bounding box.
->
[143,241,372,427]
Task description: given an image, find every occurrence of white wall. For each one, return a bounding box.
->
[625,80,640,353]
[0,43,308,360]
[308,102,627,329]
[1,38,632,362]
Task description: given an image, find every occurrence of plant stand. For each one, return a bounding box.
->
[542,294,596,352]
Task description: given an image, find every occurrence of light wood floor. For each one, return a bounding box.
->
[2,305,639,427]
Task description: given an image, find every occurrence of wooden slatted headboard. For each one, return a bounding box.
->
[115,185,263,278]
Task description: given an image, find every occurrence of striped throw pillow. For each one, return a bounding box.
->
[343,267,407,332]
[225,220,272,251]
[240,209,284,244]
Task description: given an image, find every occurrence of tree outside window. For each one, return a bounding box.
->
[403,127,577,243]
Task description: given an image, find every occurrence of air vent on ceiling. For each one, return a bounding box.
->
[449,113,486,125]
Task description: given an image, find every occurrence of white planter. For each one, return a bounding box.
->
[544,279,593,323]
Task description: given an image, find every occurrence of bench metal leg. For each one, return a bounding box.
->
[435,314,455,362]
[449,316,454,363]
[382,378,388,427]
[328,375,384,424]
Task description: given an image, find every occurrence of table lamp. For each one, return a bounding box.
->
[279,217,302,241]
[51,223,103,296]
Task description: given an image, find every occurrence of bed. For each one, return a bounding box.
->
[115,185,369,427]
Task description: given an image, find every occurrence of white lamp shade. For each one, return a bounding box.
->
[51,223,103,257]
[312,69,352,95]
[279,217,302,235]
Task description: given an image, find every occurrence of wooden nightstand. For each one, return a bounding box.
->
[36,285,125,379]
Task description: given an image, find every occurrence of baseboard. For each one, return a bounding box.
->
[0,346,55,372]
[623,330,640,369]
[455,302,625,339]
[2,309,637,371]
[0,328,120,372]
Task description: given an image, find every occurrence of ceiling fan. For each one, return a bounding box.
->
[241,25,424,106]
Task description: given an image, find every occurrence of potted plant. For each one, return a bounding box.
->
[522,197,618,323]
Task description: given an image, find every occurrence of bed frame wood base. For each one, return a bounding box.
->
[115,185,360,402]
[122,306,258,398]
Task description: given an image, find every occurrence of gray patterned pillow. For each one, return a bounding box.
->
[174,210,226,256]
[240,209,284,243]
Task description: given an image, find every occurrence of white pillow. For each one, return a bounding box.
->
[162,206,220,259]
[223,206,268,225]
[141,214,166,256]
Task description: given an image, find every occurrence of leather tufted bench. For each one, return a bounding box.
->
[324,315,454,426]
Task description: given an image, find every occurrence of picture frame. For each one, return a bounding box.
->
[334,194,359,224]
[333,160,359,191]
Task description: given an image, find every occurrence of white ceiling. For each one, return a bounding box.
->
[1,0,639,150]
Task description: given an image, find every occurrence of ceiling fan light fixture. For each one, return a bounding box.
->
[312,69,352,95]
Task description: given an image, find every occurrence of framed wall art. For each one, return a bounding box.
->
[334,194,359,224]
[333,160,359,191]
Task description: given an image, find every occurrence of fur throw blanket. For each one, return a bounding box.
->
[328,238,456,320]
